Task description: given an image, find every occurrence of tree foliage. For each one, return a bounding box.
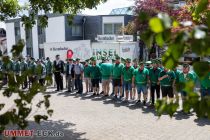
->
[137,0,210,118]
[0,0,107,28]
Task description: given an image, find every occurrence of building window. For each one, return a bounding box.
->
[114,23,122,34]
[38,26,44,35]
[39,48,45,58]
[103,23,123,35]
[104,24,113,34]
[26,47,33,57]
[25,29,30,39]
[72,25,82,36]
[15,27,20,36]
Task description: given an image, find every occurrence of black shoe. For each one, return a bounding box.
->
[104,94,109,97]
[96,94,100,96]
[100,91,104,94]
[92,93,96,96]
[110,93,114,96]
[143,100,146,106]
[55,90,59,92]
[135,100,141,104]
[67,90,72,92]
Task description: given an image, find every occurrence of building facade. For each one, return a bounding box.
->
[6,13,134,58]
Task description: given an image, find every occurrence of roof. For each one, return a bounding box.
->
[109,6,134,15]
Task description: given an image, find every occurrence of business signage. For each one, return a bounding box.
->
[96,35,133,42]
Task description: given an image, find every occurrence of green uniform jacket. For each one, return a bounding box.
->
[133,68,149,85]
[112,63,124,79]
[158,70,175,86]
[100,63,113,80]
[28,61,37,76]
[13,61,20,75]
[84,64,91,78]
[178,72,195,83]
[122,66,134,82]
[46,60,52,75]
[90,65,101,79]
[20,61,28,72]
[149,67,161,85]
[174,69,181,84]
[200,72,210,89]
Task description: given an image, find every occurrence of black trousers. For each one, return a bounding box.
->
[75,74,83,93]
[54,72,63,91]
[39,79,45,86]
[151,84,160,104]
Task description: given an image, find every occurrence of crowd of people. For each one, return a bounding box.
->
[0,54,210,106]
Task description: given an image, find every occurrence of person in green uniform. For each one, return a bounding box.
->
[157,58,164,71]
[132,62,149,105]
[200,61,210,97]
[20,57,28,89]
[145,61,152,69]
[13,58,21,84]
[90,57,101,95]
[112,55,124,99]
[158,67,175,101]
[100,58,113,96]
[122,58,135,101]
[28,57,37,88]
[132,59,138,100]
[149,59,161,105]
[178,63,195,98]
[36,59,46,86]
[45,57,53,86]
[84,59,91,93]
[173,67,181,100]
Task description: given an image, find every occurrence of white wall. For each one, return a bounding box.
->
[45,16,65,43]
[32,20,39,58]
[102,16,124,34]
[20,22,27,57]
[6,22,15,56]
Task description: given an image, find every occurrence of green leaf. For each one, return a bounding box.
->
[158,13,171,29]
[155,33,164,47]
[193,61,209,78]
[149,17,164,33]
[195,0,208,15]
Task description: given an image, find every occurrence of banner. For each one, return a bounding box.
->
[43,40,91,61]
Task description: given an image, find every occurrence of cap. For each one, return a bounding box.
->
[85,59,89,62]
[139,61,144,65]
[133,58,137,62]
[145,61,152,65]
[115,55,120,60]
[91,57,97,61]
[126,58,131,63]
[183,63,189,67]
[68,58,73,61]
[76,58,80,61]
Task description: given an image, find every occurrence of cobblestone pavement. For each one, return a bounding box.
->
[1,85,210,140]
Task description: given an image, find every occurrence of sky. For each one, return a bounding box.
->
[0,0,135,29]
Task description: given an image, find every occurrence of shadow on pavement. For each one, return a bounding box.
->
[194,118,210,126]
[55,91,210,125]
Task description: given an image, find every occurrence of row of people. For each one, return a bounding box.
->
[0,55,209,106]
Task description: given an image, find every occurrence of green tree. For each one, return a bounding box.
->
[0,0,106,135]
